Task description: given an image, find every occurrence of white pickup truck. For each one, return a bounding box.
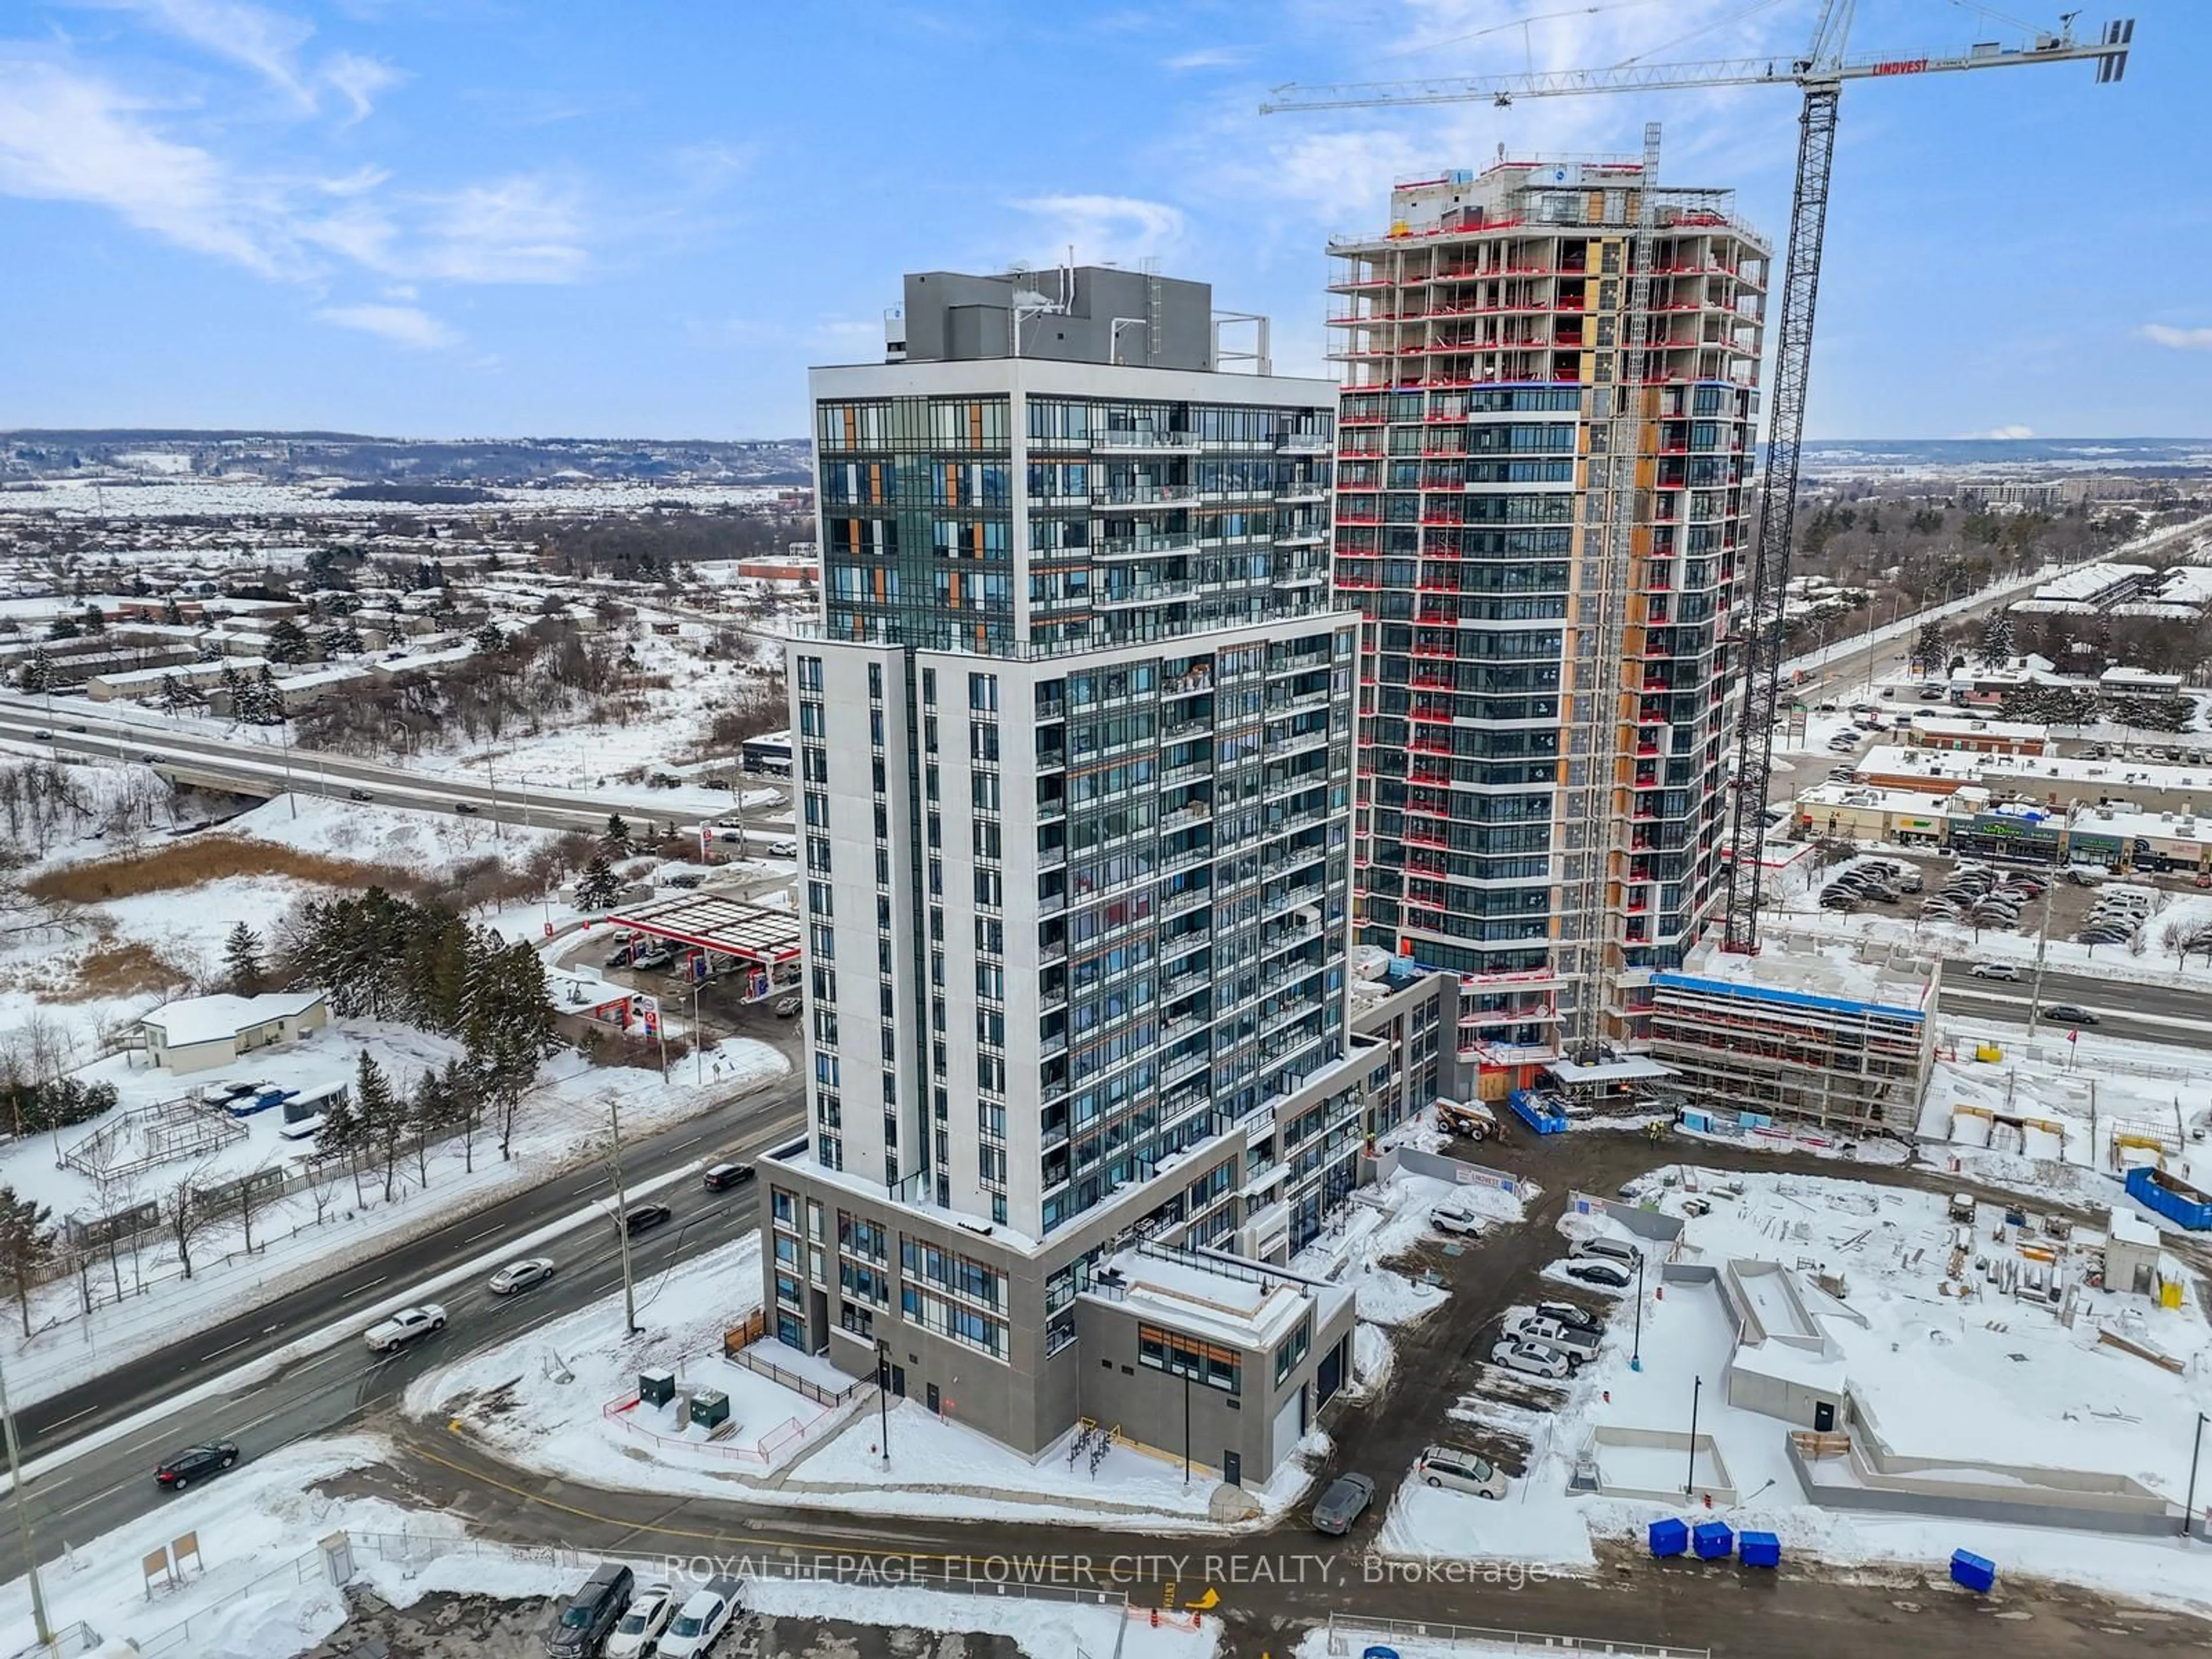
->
[363,1303,447,1353]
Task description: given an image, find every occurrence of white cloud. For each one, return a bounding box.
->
[321,50,404,124]
[2141,324,2212,351]
[1012,194,1185,265]
[1164,47,1248,71]
[1963,425,2036,440]
[113,0,317,105]
[412,176,589,283]
[0,54,299,275]
[316,302,458,349]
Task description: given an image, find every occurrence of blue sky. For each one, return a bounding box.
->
[0,0,2203,440]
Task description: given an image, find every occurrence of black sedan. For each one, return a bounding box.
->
[156,1441,238,1490]
[624,1203,674,1236]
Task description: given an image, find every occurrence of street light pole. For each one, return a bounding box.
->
[1182,1370,1192,1486]
[2187,1411,2207,1542]
[1684,1375,1703,1499]
[876,1340,893,1467]
[0,1357,54,1648]
[607,1099,639,1335]
[2025,871,2057,1040]
[1631,1255,1645,1372]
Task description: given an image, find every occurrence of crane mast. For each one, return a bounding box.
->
[1267,10,2135,984]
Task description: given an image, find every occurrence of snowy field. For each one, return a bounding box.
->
[1378,1164,2212,1615]
[0,1433,1219,1659]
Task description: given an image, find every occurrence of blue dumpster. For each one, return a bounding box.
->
[1361,1649,1401,1659]
[1647,1517,1690,1558]
[1691,1521,1734,1560]
[1949,1550,1997,1593]
[1738,1531,1781,1569]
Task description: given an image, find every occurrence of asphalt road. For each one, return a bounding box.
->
[0,1077,805,1580]
[1935,959,2212,1050]
[0,695,789,835]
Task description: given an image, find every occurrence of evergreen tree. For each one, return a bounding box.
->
[576,855,620,912]
[80,603,106,635]
[354,1052,404,1200]
[17,647,51,694]
[474,622,505,653]
[162,594,185,626]
[267,618,313,664]
[0,1187,55,1339]
[604,813,631,853]
[223,922,265,994]
[1910,620,1948,677]
[320,621,363,657]
[46,614,78,641]
[1978,612,2016,668]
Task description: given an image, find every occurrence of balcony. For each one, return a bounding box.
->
[1097,430,1199,452]
[1278,431,1331,454]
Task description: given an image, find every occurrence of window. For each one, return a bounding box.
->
[1274,1316,1312,1385]
[1138,1324,1240,1394]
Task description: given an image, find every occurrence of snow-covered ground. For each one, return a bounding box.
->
[0,1432,1218,1659]
[411,1230,1324,1530]
[1378,1164,2212,1617]
[0,1027,785,1408]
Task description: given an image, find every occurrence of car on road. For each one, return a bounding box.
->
[772,993,802,1017]
[545,1560,635,1659]
[1310,1471,1376,1535]
[1564,1260,1634,1291]
[154,1440,238,1491]
[1490,1340,1573,1380]
[763,837,799,858]
[454,800,480,815]
[1414,1445,1506,1499]
[348,789,373,802]
[624,1202,674,1236]
[605,1580,678,1658]
[1968,963,2020,981]
[65,724,85,733]
[656,1576,743,1659]
[2041,1003,2099,1026]
[630,945,674,971]
[1431,1202,1482,1238]
[363,1303,446,1353]
[138,751,159,764]
[31,730,51,740]
[702,1162,755,1191]
[488,1257,555,1296]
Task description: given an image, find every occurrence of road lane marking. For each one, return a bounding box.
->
[198,1339,251,1362]
[46,1407,97,1429]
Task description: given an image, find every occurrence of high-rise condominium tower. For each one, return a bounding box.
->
[761,265,1368,1477]
[1328,157,1769,1071]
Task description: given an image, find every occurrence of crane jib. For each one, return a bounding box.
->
[1871,58,1930,76]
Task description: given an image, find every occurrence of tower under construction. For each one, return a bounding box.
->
[1328,156,1770,1091]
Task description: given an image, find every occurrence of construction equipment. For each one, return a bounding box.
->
[1264,6,2135,960]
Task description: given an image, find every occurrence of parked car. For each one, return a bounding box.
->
[154,1441,238,1491]
[604,1580,678,1659]
[702,1162,755,1191]
[772,993,802,1017]
[1490,1340,1573,1380]
[1414,1445,1507,1499]
[363,1304,446,1353]
[1968,963,2020,981]
[1565,1260,1634,1290]
[1507,1315,1600,1362]
[624,1203,674,1236]
[1532,1300,1602,1334]
[1569,1236,1642,1267]
[655,1576,743,1659]
[488,1257,555,1296]
[545,1560,635,1659]
[1431,1203,1482,1238]
[1310,1472,1377,1535]
[2041,1003,2099,1025]
[630,946,674,971]
[1919,687,1946,701]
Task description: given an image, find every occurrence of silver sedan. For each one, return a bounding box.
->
[488,1257,556,1296]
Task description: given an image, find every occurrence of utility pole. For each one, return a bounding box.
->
[1631,1255,1645,1372]
[876,1339,893,1467]
[607,1100,639,1335]
[484,756,505,840]
[0,1357,54,1648]
[275,705,298,820]
[2025,871,2057,1038]
[692,978,705,1088]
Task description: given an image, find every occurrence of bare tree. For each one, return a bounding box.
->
[162,1161,224,1282]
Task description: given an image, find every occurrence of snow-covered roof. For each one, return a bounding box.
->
[2108,1206,2159,1249]
[2030,561,2154,603]
[1094,1246,1337,1351]
[140,990,325,1046]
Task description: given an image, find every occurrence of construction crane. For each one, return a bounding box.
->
[1264,5,2135,971]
